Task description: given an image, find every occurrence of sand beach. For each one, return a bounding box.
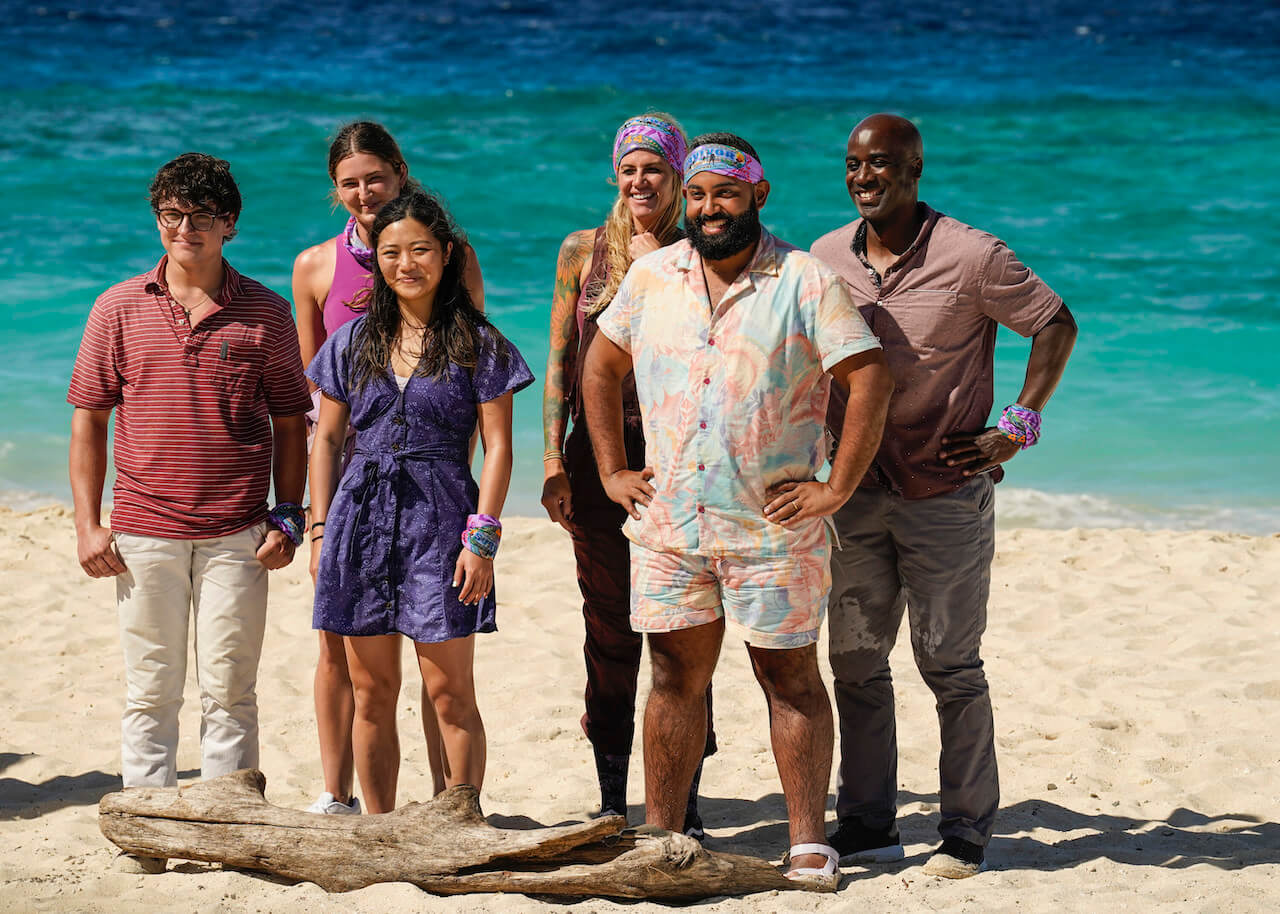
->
[0,506,1276,912]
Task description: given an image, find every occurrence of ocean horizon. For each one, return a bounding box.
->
[3,1,1277,534]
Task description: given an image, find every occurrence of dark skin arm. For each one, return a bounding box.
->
[540,229,593,530]
[939,302,1078,475]
[582,332,654,518]
[762,349,894,524]
[256,412,307,570]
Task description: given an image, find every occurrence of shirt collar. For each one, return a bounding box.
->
[144,255,243,304]
[852,203,939,275]
[675,225,782,278]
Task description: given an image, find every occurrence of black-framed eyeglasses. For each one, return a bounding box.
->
[156,209,226,232]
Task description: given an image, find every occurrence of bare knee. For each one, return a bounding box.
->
[427,683,478,729]
[752,646,828,712]
[349,669,399,720]
[316,632,351,680]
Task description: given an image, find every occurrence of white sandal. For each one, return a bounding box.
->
[784,842,840,891]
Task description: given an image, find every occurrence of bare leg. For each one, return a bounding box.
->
[748,642,833,871]
[314,630,356,802]
[644,620,724,831]
[420,683,448,795]
[415,636,486,791]
[344,634,403,814]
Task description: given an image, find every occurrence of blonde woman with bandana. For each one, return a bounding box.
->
[540,114,715,835]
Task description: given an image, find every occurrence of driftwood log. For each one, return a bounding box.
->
[99,769,828,899]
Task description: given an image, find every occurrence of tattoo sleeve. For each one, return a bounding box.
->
[542,231,592,454]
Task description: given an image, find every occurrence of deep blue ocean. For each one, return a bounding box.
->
[2,1,1277,531]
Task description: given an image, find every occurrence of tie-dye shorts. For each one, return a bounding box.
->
[628,541,831,649]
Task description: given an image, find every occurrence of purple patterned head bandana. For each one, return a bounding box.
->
[682,143,764,186]
[612,116,687,175]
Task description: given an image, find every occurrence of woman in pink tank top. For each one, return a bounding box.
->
[291,121,485,815]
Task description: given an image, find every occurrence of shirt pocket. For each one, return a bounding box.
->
[213,335,262,394]
[889,289,965,353]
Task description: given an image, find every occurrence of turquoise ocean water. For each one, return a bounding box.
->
[2,2,1277,531]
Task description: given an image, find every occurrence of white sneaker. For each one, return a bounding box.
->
[306,792,361,815]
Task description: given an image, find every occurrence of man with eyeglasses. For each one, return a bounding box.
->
[68,153,311,872]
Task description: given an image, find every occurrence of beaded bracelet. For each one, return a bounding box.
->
[996,404,1042,450]
[268,502,306,546]
[461,513,502,560]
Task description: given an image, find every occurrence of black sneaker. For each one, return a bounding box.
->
[922,836,985,878]
[682,810,706,842]
[828,819,905,864]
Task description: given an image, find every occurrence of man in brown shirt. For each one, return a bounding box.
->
[811,114,1077,877]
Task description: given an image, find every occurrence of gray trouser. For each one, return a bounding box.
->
[828,476,998,846]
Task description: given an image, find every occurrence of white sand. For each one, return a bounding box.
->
[1,506,1277,912]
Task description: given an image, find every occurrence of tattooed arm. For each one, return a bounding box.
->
[540,228,594,531]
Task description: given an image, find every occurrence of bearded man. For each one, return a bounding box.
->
[583,132,893,886]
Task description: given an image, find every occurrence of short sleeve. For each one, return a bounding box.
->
[262,308,312,416]
[978,241,1064,337]
[473,325,536,403]
[595,270,636,353]
[812,270,882,371]
[67,296,122,410]
[305,318,359,404]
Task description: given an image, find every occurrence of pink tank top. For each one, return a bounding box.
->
[323,234,371,337]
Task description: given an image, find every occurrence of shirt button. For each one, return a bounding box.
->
[697,464,705,471]
[383,600,393,610]
[708,338,716,347]
[697,505,705,514]
[702,378,710,385]
[392,442,402,453]
[392,415,406,426]
[699,421,707,429]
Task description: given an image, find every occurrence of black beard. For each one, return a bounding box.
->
[686,202,762,261]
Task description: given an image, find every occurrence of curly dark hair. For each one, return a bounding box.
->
[148,153,242,240]
[347,189,504,391]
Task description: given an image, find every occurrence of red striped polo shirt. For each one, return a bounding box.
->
[68,257,312,539]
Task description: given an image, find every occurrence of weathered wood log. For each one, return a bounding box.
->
[99,769,826,899]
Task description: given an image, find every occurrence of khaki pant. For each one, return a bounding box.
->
[827,476,999,846]
[113,524,268,787]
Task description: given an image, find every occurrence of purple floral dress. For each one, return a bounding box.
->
[307,317,534,642]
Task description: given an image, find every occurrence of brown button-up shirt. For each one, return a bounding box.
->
[812,204,1063,499]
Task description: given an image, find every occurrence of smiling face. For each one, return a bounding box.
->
[334,152,407,233]
[845,119,922,225]
[683,170,767,262]
[617,149,677,229]
[155,197,235,271]
[375,216,452,313]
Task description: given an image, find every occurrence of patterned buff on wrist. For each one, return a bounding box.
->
[997,404,1042,449]
[461,513,502,560]
[268,502,306,546]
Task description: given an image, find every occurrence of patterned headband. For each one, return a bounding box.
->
[612,116,687,175]
[682,143,764,185]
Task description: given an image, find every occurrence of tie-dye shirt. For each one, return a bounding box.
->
[596,229,881,558]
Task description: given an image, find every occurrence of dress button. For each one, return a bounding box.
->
[393,415,405,426]
[392,442,402,452]
[383,600,393,610]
